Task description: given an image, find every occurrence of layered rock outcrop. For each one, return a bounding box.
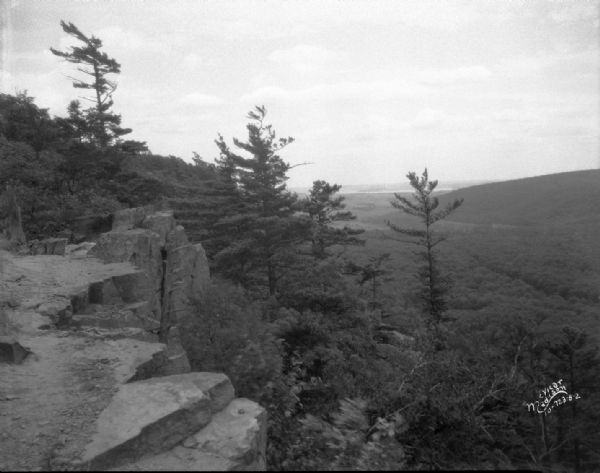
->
[90,208,210,340]
[0,207,266,471]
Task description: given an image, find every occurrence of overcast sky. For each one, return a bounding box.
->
[2,0,599,187]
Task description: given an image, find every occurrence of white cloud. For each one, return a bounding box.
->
[392,1,482,31]
[548,1,599,24]
[179,92,224,106]
[494,49,599,82]
[492,108,544,124]
[268,44,337,74]
[0,70,15,92]
[411,109,447,129]
[417,66,493,86]
[2,67,71,114]
[95,26,170,55]
[241,79,428,104]
[182,53,203,69]
[9,49,56,66]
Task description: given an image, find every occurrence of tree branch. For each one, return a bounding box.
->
[289,161,314,170]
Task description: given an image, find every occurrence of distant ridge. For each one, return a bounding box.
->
[291,179,491,195]
[439,169,600,226]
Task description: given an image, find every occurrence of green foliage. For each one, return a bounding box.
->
[291,398,408,470]
[338,188,600,471]
[277,258,355,313]
[178,279,308,471]
[302,180,364,258]
[0,91,219,239]
[345,252,393,308]
[0,92,65,153]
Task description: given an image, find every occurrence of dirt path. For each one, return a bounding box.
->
[0,250,160,471]
[0,331,118,471]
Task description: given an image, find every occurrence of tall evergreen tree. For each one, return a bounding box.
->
[303,180,364,259]
[50,21,131,147]
[387,169,463,341]
[211,106,310,296]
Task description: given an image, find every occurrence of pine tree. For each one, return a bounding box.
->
[345,253,392,308]
[50,21,131,147]
[211,106,310,296]
[387,169,463,340]
[303,180,364,259]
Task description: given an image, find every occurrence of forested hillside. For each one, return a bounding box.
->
[439,170,600,226]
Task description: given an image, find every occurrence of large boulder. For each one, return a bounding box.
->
[76,372,235,470]
[116,398,267,471]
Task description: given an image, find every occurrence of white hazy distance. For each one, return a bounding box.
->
[2,0,599,188]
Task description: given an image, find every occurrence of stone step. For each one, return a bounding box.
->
[74,372,235,470]
[71,301,159,332]
[113,398,267,471]
[69,286,90,314]
[72,326,160,344]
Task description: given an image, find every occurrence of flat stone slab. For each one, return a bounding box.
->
[77,372,234,470]
[113,398,266,471]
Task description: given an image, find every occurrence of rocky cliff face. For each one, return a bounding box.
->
[0,207,266,471]
[90,208,210,336]
[89,207,212,375]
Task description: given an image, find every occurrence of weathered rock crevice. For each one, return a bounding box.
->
[158,246,168,343]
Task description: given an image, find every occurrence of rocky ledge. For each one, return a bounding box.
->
[0,207,266,471]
